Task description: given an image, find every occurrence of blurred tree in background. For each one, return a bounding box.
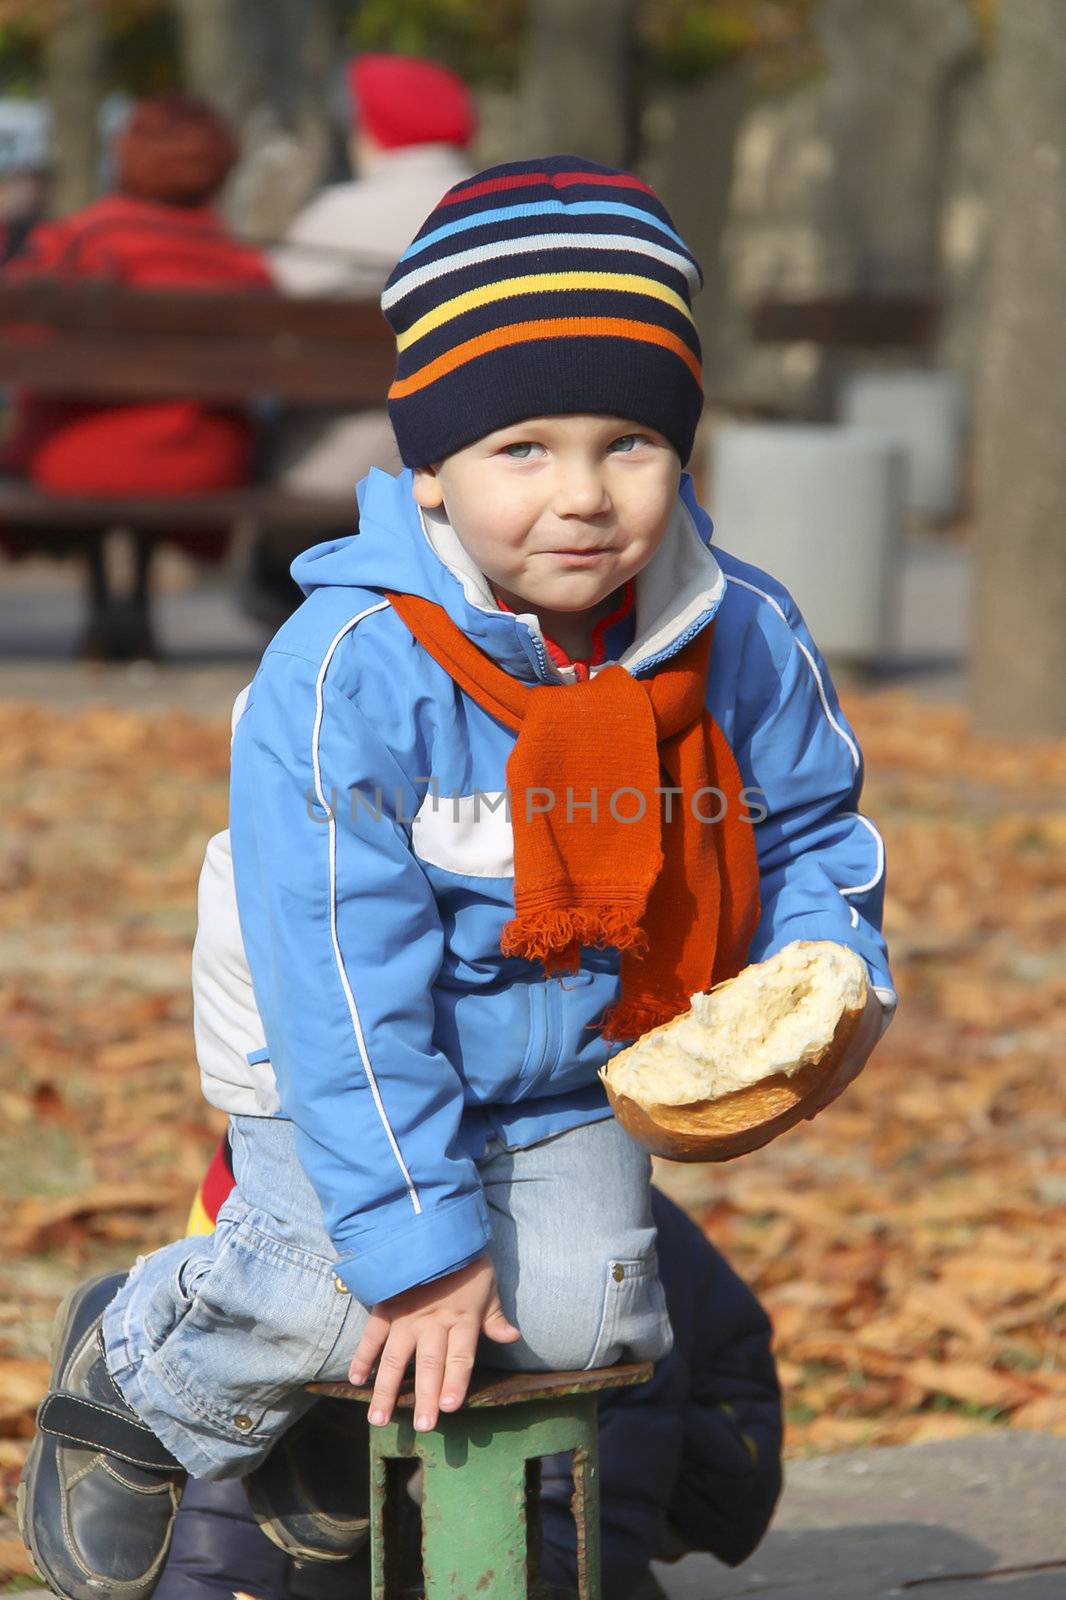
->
[0,0,181,97]
[0,1,825,223]
[177,0,340,240]
[41,1,102,216]
[0,0,841,236]
[4,0,1063,736]
[0,1,981,217]
[971,0,1066,736]
[344,0,821,85]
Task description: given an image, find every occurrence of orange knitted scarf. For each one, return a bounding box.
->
[387,590,761,1042]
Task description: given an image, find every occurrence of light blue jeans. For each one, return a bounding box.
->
[102,1113,672,1479]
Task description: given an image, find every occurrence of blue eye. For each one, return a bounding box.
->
[502,441,543,459]
[608,434,645,454]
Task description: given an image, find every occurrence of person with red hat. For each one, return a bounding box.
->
[273,54,476,302]
[245,56,478,624]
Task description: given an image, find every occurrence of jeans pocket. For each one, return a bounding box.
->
[584,1253,673,1371]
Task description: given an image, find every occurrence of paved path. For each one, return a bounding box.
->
[3,1432,1060,1597]
[0,532,972,711]
[0,546,264,712]
[658,1431,1066,1599]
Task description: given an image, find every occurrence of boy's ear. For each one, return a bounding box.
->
[412,466,445,510]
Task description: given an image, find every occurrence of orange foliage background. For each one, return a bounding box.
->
[1,686,1065,1568]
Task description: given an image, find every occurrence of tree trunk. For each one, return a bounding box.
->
[970,0,1066,735]
[175,0,241,118]
[719,0,977,415]
[43,0,103,215]
[518,0,638,168]
[177,0,337,240]
[640,65,754,391]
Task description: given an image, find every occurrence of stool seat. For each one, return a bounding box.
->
[306,1362,653,1598]
[308,1359,652,1409]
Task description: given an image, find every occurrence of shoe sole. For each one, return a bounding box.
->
[245,1486,369,1563]
[244,1404,370,1563]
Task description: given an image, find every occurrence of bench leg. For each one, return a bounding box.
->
[78,531,160,663]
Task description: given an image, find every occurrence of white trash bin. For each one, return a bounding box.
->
[709,424,906,664]
[838,369,968,522]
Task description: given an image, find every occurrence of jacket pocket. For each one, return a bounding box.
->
[517,971,598,1094]
[522,969,600,1094]
[434,977,537,1101]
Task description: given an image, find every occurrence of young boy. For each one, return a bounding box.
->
[21,156,894,1600]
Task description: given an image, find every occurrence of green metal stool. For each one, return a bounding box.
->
[310,1362,651,1599]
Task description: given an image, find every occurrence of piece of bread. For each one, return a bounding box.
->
[600,940,869,1162]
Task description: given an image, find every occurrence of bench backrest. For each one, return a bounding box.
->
[750,292,941,350]
[0,280,396,406]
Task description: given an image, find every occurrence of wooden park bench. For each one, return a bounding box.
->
[0,279,396,660]
[0,281,944,660]
[748,289,943,417]
[749,291,941,352]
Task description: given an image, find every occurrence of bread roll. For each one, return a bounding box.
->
[600,940,868,1162]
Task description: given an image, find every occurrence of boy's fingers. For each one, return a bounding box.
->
[412,1326,449,1432]
[481,1298,521,1344]
[368,1328,416,1426]
[348,1311,389,1384]
[439,1325,478,1413]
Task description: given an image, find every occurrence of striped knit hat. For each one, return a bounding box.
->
[381,155,704,467]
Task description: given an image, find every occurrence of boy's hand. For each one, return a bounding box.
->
[802,988,886,1120]
[348,1255,520,1432]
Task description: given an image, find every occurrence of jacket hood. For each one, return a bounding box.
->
[291,466,726,683]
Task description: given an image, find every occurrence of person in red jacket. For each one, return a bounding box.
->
[0,96,274,653]
[2,94,272,503]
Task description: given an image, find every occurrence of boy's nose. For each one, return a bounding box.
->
[553,465,611,519]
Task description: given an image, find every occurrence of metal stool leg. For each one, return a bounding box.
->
[569,1404,601,1600]
[420,1421,529,1598]
[368,1394,602,1599]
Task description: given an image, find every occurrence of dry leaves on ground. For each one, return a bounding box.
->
[0,687,1064,1546]
[659,689,1066,1454]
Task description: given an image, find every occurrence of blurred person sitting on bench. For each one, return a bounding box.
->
[0,95,273,649]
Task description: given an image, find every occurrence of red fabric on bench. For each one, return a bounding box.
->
[0,195,273,561]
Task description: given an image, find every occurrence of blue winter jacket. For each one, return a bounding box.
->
[223,466,895,1304]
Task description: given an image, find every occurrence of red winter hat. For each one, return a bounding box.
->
[348,54,475,151]
[116,95,239,208]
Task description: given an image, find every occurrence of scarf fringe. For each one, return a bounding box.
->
[501,907,650,971]
[601,991,691,1045]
